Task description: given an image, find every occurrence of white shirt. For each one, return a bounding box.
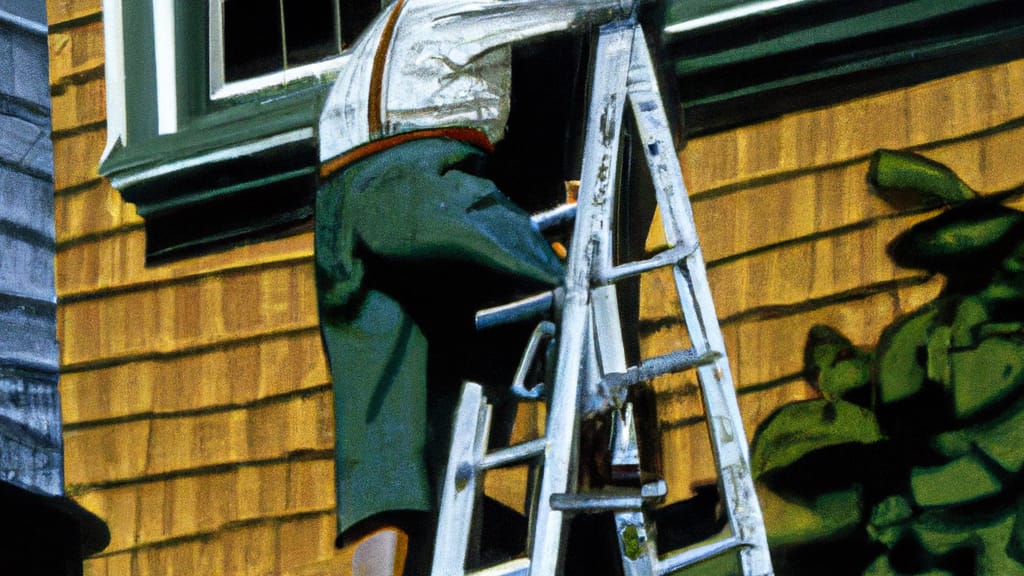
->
[319,0,632,163]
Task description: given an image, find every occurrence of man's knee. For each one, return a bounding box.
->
[350,527,408,576]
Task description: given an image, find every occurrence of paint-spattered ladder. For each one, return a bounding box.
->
[431,18,774,576]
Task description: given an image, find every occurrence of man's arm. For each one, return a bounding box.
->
[405,0,635,51]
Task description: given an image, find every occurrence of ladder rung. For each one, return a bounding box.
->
[595,244,694,286]
[656,535,747,576]
[468,557,531,576]
[549,480,666,512]
[479,437,547,470]
[602,349,721,391]
[531,203,577,231]
[475,290,557,330]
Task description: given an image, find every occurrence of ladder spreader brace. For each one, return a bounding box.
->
[432,18,774,576]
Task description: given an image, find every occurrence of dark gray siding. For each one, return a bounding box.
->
[0,1,63,498]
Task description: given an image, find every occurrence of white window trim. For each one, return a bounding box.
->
[153,0,178,134]
[664,0,811,34]
[207,0,349,100]
[108,127,314,191]
[209,56,350,100]
[101,0,127,161]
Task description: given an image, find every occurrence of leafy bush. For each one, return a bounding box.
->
[749,150,1024,575]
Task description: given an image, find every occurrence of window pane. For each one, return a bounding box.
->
[223,0,284,82]
[283,0,339,67]
[340,0,380,48]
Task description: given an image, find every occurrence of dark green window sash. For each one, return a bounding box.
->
[665,0,1024,134]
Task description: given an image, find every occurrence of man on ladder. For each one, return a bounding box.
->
[316,0,773,574]
[316,0,641,573]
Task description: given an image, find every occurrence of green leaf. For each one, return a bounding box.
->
[909,514,975,557]
[863,555,954,576]
[910,454,1001,508]
[950,336,1024,420]
[821,358,873,403]
[760,484,863,546]
[969,513,1020,575]
[877,306,940,406]
[887,203,1024,274]
[868,149,976,209]
[931,430,972,460]
[862,556,895,575]
[804,325,874,404]
[752,399,884,479]
[867,496,914,548]
[925,325,952,388]
[965,398,1024,473]
[950,296,990,348]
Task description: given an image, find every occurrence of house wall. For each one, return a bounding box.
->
[47,0,1024,572]
[50,2,341,574]
[649,58,1024,499]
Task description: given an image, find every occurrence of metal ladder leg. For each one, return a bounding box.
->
[526,19,635,575]
[431,18,773,576]
[607,21,773,576]
[431,381,540,576]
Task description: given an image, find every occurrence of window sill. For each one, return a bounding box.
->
[99,84,327,262]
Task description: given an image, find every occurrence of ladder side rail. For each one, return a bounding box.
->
[623,27,699,256]
[634,132,775,575]
[626,26,773,576]
[611,405,660,575]
[591,286,629,376]
[528,20,635,576]
[671,257,772,576]
[592,233,663,576]
[432,383,494,576]
[596,23,665,576]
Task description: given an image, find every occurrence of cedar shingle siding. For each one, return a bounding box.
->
[648,60,1024,498]
[48,0,1024,571]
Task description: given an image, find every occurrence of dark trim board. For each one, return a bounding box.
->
[665,0,1024,134]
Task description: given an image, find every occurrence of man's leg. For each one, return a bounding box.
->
[351,527,407,576]
[343,511,434,576]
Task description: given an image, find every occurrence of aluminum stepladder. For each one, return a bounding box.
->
[431,18,774,576]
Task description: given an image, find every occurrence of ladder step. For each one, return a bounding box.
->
[549,480,666,512]
[602,348,721,391]
[475,290,558,330]
[595,244,694,286]
[468,557,531,576]
[656,535,747,576]
[479,437,547,470]
[531,203,577,231]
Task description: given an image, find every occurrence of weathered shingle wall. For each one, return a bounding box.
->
[49,1,346,573]
[47,0,1024,570]
[648,59,1024,499]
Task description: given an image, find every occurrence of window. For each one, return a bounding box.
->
[98,0,381,261]
[209,0,378,99]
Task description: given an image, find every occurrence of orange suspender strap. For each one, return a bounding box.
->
[368,0,407,137]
